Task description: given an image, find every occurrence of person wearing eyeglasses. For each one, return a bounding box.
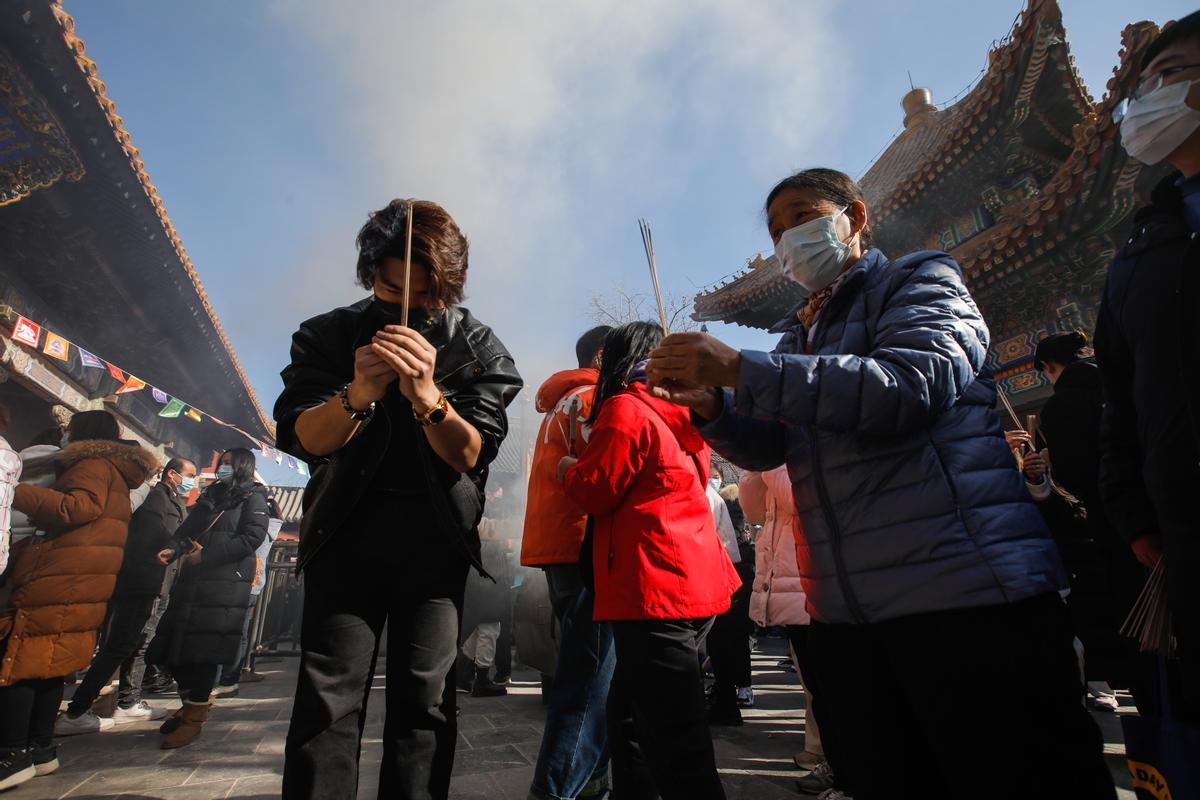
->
[1097,10,1200,722]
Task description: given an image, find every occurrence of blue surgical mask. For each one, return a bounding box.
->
[775,208,853,292]
[216,465,235,482]
[176,476,197,495]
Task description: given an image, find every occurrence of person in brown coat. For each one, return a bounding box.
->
[0,410,156,792]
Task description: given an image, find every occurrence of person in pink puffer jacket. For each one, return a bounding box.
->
[743,467,808,630]
[741,467,846,792]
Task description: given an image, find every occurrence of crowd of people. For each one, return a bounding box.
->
[0,408,286,789]
[0,12,1197,800]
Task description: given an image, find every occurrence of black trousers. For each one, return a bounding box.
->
[707,581,752,707]
[0,676,64,750]
[493,587,514,679]
[787,625,847,786]
[808,593,1115,800]
[608,618,725,800]
[69,593,159,715]
[171,663,219,703]
[283,501,469,800]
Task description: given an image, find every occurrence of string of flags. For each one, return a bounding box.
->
[7,314,309,478]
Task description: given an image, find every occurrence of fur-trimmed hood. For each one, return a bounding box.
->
[56,439,158,489]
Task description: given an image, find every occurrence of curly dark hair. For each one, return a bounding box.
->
[355,199,469,306]
[764,167,874,249]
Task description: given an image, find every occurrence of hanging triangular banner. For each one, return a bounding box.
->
[297,461,309,477]
[159,397,185,418]
[285,456,298,471]
[151,387,169,404]
[78,349,104,369]
[274,451,284,465]
[10,316,41,348]
[116,375,146,394]
[260,443,274,460]
[105,361,125,382]
[185,407,203,423]
[42,332,70,362]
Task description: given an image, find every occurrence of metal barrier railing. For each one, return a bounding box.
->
[247,539,303,669]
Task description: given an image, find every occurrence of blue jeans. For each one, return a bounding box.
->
[530,564,616,800]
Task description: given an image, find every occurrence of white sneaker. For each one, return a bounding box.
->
[736,686,755,707]
[1087,692,1120,712]
[53,711,114,736]
[112,701,169,722]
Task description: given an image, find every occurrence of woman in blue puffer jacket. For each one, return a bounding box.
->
[646,168,1115,800]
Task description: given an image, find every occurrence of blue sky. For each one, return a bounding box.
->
[65,0,1186,485]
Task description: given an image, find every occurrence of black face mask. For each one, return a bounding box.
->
[370,296,440,334]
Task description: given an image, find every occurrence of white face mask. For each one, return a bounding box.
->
[1121,79,1200,165]
[775,208,854,292]
[709,477,722,492]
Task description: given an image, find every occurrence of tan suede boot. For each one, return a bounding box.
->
[158,706,185,735]
[160,702,210,749]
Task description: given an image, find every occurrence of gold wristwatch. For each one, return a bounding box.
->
[414,393,449,427]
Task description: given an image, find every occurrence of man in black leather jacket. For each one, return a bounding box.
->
[276,199,522,799]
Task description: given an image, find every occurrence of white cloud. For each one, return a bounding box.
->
[268,1,842,393]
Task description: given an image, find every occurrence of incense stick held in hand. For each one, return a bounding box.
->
[401,201,414,328]
[638,219,669,334]
[997,387,1024,432]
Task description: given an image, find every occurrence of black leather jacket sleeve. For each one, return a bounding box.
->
[273,311,357,462]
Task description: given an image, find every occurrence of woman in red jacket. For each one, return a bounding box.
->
[559,321,740,800]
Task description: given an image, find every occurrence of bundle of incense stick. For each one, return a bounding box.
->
[638,218,670,334]
[401,200,415,328]
[997,387,1025,433]
[1121,558,1174,656]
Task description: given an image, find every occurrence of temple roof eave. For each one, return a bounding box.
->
[47,1,274,441]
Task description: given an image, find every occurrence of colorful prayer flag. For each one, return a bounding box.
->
[185,407,203,423]
[105,361,125,382]
[42,332,70,362]
[260,443,274,460]
[274,451,284,465]
[286,456,298,471]
[159,397,185,418]
[116,375,146,394]
[78,349,104,369]
[10,316,40,348]
[297,461,309,477]
[151,387,169,404]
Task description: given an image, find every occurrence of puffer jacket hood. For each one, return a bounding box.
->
[699,248,1065,624]
[56,439,157,489]
[536,368,598,413]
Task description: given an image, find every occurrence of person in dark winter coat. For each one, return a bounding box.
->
[1097,11,1200,720]
[151,448,268,749]
[57,457,196,733]
[646,167,1115,800]
[1027,333,1146,705]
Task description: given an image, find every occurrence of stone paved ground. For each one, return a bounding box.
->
[5,637,1136,799]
